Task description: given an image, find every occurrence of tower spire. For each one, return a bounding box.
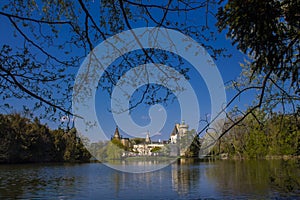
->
[113,126,121,140]
[145,131,151,144]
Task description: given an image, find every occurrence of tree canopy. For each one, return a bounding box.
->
[218,0,299,91]
[0,113,91,163]
[210,0,300,143]
[211,110,299,159]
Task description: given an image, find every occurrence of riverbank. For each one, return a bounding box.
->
[207,154,300,161]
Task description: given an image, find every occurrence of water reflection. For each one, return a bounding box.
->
[0,164,84,199]
[205,159,300,198]
[0,159,299,199]
[107,158,201,197]
[171,158,199,195]
[105,159,176,173]
[269,159,300,196]
[110,165,176,199]
[108,158,217,198]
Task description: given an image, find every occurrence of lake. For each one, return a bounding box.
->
[0,159,299,199]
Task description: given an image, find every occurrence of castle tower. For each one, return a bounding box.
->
[113,126,121,140]
[145,131,151,144]
[170,125,179,144]
[179,120,188,136]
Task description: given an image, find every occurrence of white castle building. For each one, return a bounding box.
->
[132,131,165,156]
[112,120,191,157]
[170,120,189,144]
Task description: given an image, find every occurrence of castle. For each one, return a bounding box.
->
[170,120,189,144]
[111,121,193,157]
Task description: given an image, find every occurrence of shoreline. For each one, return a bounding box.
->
[205,154,300,161]
[1,155,299,165]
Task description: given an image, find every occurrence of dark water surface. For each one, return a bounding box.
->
[0,159,299,199]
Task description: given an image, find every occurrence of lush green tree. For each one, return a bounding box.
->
[0,113,54,162]
[89,141,108,161]
[266,113,299,156]
[61,128,91,162]
[0,114,91,163]
[150,146,162,153]
[178,129,201,157]
[131,138,146,145]
[212,110,299,158]
[106,139,125,160]
[208,0,300,149]
[0,114,18,162]
[218,0,299,90]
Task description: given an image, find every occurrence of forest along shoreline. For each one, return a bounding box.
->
[0,112,299,164]
[0,113,90,164]
[208,110,299,161]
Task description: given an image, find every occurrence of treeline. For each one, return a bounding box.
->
[211,111,300,159]
[0,114,91,163]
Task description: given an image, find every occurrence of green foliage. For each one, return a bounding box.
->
[180,130,201,157]
[88,141,108,161]
[105,139,125,160]
[90,138,128,161]
[150,146,162,153]
[130,138,146,145]
[0,113,55,163]
[217,0,299,91]
[213,110,299,158]
[185,136,201,157]
[0,113,91,163]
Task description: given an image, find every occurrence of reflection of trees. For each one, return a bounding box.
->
[269,160,300,196]
[205,160,270,196]
[205,160,300,197]
[0,164,79,199]
[171,159,200,195]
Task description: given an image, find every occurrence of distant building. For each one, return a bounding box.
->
[169,120,194,156]
[110,121,192,157]
[170,120,189,144]
[113,126,121,140]
[170,126,178,144]
[121,138,131,148]
[132,131,164,156]
[112,126,132,148]
[145,131,151,144]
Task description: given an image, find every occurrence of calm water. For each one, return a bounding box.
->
[0,159,299,199]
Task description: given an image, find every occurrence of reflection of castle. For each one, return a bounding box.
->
[111,120,193,157]
[171,159,199,195]
[110,159,199,196]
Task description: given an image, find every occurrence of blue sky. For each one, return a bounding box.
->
[92,29,248,142]
[0,1,253,142]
